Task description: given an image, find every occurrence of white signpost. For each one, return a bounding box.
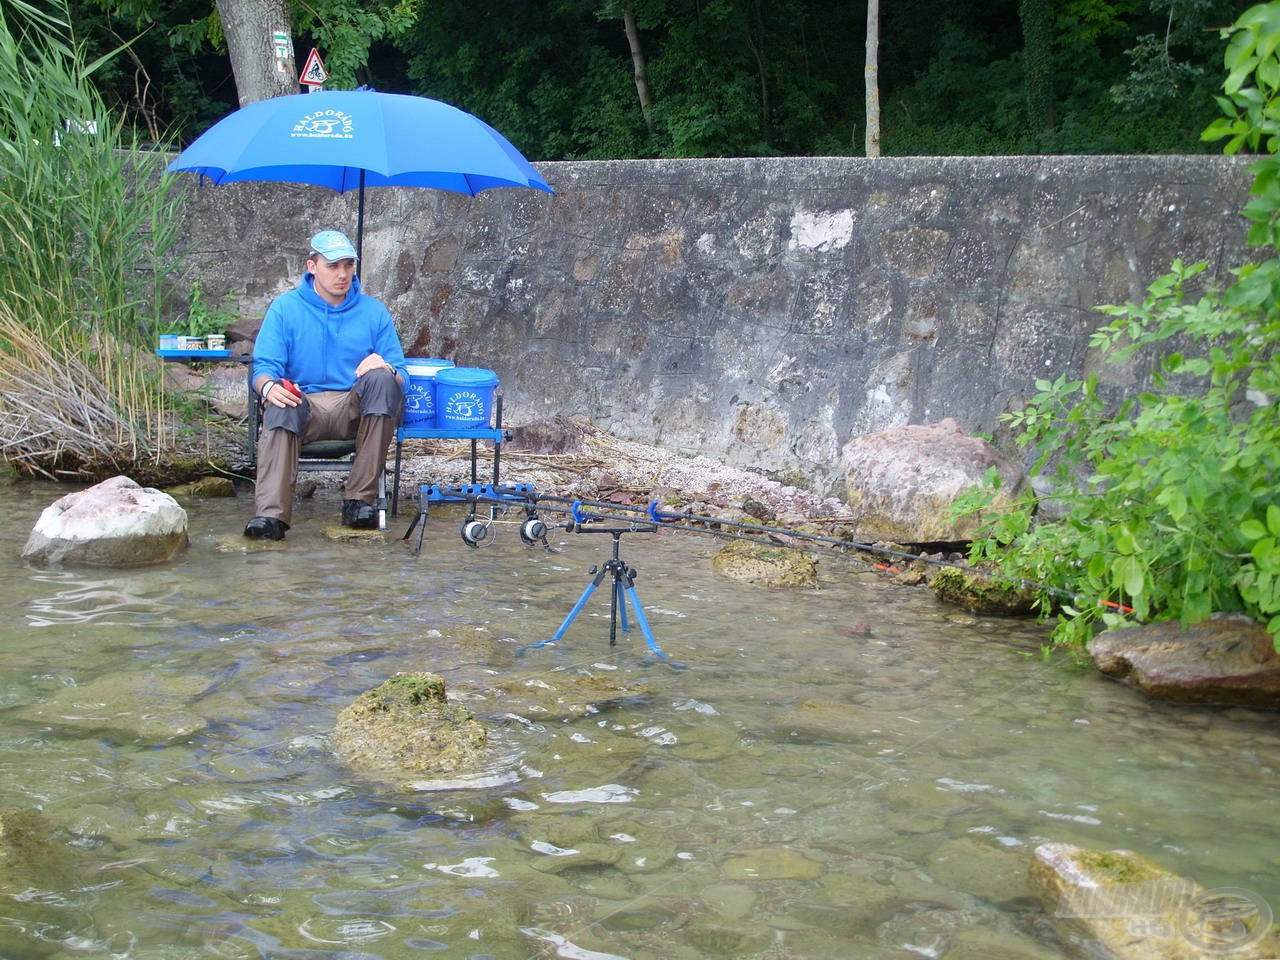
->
[272,30,292,75]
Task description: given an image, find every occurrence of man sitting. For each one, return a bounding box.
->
[244,230,407,540]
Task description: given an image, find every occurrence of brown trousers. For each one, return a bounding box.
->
[253,368,402,525]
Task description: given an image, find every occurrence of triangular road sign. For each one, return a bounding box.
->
[300,48,328,87]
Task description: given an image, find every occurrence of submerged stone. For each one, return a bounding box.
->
[709,540,818,588]
[167,476,236,498]
[682,920,771,957]
[322,525,386,542]
[719,846,823,880]
[16,672,211,741]
[0,806,76,895]
[926,836,1027,905]
[484,671,654,720]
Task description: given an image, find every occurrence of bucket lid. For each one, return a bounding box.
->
[404,357,455,375]
[436,366,498,387]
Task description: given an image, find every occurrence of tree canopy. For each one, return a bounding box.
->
[71,0,1249,157]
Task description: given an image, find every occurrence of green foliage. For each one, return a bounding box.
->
[962,2,1280,648]
[180,281,238,337]
[61,0,1247,157]
[294,0,420,90]
[1019,0,1055,136]
[404,0,860,160]
[71,0,236,139]
[0,0,182,470]
[883,0,1229,155]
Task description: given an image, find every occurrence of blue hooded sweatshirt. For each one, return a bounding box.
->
[252,273,408,393]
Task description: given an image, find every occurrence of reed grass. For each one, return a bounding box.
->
[0,0,183,478]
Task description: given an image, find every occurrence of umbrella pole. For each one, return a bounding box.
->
[356,170,366,267]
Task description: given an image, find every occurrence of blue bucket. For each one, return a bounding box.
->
[403,358,455,428]
[435,367,499,430]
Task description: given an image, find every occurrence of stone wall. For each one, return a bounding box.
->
[173,154,1254,493]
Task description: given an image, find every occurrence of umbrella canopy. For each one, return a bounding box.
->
[167,90,553,262]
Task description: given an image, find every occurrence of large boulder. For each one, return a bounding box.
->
[1089,614,1280,709]
[840,418,1027,544]
[1030,841,1280,959]
[22,476,188,566]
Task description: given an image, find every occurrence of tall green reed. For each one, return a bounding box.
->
[0,0,183,477]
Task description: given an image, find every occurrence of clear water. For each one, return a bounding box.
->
[1,480,1277,959]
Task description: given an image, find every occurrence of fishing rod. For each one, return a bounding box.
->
[400,484,682,665]
[546,495,1135,617]
[404,482,1135,620]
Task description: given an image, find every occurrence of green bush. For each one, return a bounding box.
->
[179,281,238,339]
[963,1,1280,649]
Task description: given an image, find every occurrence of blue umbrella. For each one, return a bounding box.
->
[167,89,553,262]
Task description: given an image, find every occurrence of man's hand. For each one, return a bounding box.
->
[355,353,398,379]
[263,378,302,408]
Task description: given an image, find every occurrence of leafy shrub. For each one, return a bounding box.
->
[181,281,239,339]
[962,2,1280,648]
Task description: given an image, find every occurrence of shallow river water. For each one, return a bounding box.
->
[1,480,1278,960]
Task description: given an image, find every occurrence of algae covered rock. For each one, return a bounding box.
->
[167,476,236,498]
[0,806,76,894]
[930,565,1037,616]
[1030,841,1280,959]
[709,540,818,588]
[332,672,488,784]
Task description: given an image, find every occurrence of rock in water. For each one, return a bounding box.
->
[709,540,818,588]
[1030,841,1280,959]
[22,475,188,566]
[931,564,1037,616]
[840,418,1027,544]
[1089,614,1280,709]
[331,673,488,785]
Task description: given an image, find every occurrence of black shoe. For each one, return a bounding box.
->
[341,499,378,529]
[243,516,288,540]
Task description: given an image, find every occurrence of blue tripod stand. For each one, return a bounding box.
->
[517,523,683,667]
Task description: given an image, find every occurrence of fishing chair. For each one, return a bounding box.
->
[245,368,389,529]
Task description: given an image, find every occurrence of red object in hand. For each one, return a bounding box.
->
[280,379,303,398]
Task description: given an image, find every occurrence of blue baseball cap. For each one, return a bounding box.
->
[309,230,358,262]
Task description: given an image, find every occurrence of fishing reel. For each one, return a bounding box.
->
[459,506,552,550]
[520,516,549,545]
[460,516,492,547]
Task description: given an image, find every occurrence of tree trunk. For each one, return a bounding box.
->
[216,0,297,107]
[621,3,655,130]
[747,0,772,144]
[1019,0,1055,136]
[864,0,880,157]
